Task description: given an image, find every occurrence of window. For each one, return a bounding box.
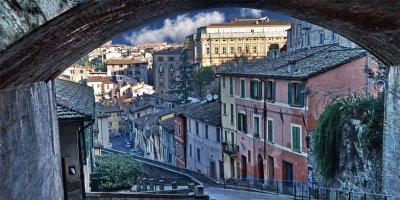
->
[237,47,242,53]
[190,144,192,157]
[158,57,164,62]
[178,123,181,136]
[230,104,234,125]
[224,130,228,142]
[119,64,123,68]
[216,128,221,143]
[137,113,140,118]
[267,119,274,142]
[222,76,226,87]
[189,119,191,132]
[195,122,199,135]
[248,151,251,163]
[229,77,233,95]
[109,122,112,126]
[223,103,227,115]
[288,83,305,106]
[135,70,140,75]
[230,47,234,54]
[168,56,175,62]
[319,32,324,44]
[197,148,201,162]
[240,79,246,98]
[71,70,74,74]
[237,113,247,133]
[253,116,260,138]
[214,47,219,54]
[291,125,301,152]
[253,46,257,53]
[222,47,227,54]
[206,47,210,55]
[250,80,262,100]
[205,125,209,139]
[80,70,83,74]
[169,65,174,71]
[265,80,276,102]
[118,121,122,126]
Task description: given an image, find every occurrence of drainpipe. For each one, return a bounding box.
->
[365,53,371,97]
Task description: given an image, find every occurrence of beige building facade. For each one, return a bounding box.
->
[190,18,290,69]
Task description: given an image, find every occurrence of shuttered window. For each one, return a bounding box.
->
[267,119,274,142]
[288,82,305,107]
[265,80,276,102]
[292,126,301,152]
[237,113,247,133]
[240,79,246,98]
[250,80,262,100]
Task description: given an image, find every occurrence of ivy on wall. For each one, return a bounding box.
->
[313,95,384,182]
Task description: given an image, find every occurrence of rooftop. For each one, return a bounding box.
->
[159,117,175,132]
[153,47,183,55]
[217,45,366,80]
[105,59,147,65]
[55,79,95,120]
[87,76,116,84]
[206,18,291,28]
[183,101,221,127]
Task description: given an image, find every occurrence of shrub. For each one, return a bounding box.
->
[94,154,142,191]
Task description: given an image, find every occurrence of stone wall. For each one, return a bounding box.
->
[336,119,382,193]
[0,81,63,200]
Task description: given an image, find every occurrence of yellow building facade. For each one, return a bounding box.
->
[191,18,290,69]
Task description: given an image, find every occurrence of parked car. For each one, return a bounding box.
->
[126,142,132,148]
[130,149,140,156]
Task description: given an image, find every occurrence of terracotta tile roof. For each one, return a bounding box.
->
[217,45,366,80]
[183,101,221,127]
[55,79,95,120]
[87,76,116,84]
[153,47,183,55]
[104,59,147,65]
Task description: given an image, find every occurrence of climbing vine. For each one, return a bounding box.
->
[314,101,343,182]
[313,95,384,182]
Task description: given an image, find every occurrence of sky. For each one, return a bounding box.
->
[112,8,293,46]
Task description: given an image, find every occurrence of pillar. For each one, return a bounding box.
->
[382,65,400,194]
[159,180,164,190]
[149,178,155,191]
[0,82,63,200]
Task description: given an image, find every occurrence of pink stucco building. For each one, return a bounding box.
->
[217,45,377,184]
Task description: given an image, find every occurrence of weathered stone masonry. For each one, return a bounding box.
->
[0,82,63,200]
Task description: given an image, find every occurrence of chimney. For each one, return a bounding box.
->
[287,60,296,72]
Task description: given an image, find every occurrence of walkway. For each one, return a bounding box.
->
[205,187,291,200]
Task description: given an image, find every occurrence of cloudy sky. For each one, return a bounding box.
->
[112,8,292,45]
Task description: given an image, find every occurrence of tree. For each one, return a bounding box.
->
[83,59,91,67]
[94,154,142,191]
[168,41,198,103]
[191,67,215,98]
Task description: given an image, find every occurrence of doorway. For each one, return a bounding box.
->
[241,155,247,180]
[257,154,264,183]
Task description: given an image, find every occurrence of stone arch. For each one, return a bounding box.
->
[0,0,399,89]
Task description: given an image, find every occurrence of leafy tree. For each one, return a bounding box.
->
[94,154,142,191]
[83,59,91,67]
[168,45,198,103]
[191,67,215,98]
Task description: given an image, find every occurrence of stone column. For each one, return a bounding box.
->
[171,181,177,189]
[149,178,155,191]
[159,180,164,190]
[0,82,63,200]
[383,65,400,195]
[142,178,147,191]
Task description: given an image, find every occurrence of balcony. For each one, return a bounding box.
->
[223,143,238,156]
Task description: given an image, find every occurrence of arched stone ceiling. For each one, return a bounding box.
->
[0,0,399,89]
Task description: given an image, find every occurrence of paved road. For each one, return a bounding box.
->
[110,137,292,200]
[205,187,291,200]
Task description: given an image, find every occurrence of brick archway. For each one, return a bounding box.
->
[0,0,399,89]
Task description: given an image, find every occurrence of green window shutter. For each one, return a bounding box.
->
[257,81,262,100]
[268,120,273,142]
[300,83,305,107]
[243,114,247,133]
[249,80,254,98]
[241,79,245,98]
[292,127,300,151]
[237,113,242,130]
[288,83,292,105]
[264,81,268,99]
[272,81,276,102]
[230,77,233,95]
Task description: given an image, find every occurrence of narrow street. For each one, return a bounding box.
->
[109,137,292,200]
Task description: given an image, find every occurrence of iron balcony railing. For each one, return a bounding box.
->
[222,143,237,156]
